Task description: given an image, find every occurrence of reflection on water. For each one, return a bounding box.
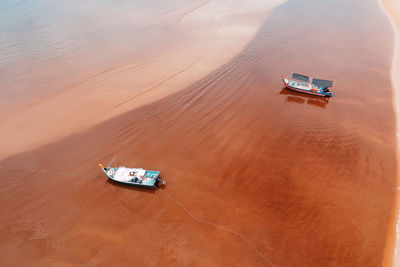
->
[279,87,329,108]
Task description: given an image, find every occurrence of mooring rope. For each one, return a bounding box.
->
[157,188,275,266]
[37,169,99,178]
[0,166,98,178]
[0,165,275,266]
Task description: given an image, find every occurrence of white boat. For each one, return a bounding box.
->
[98,163,165,189]
[282,73,333,97]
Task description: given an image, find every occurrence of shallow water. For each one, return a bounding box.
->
[0,0,208,114]
[0,0,396,266]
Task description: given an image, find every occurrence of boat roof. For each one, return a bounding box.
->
[291,73,333,88]
[292,73,309,82]
[312,78,333,88]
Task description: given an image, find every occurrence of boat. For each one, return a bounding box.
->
[98,162,165,189]
[281,73,333,97]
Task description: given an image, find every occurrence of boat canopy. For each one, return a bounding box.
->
[292,73,310,82]
[312,78,333,88]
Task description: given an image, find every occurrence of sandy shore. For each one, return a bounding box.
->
[0,0,285,162]
[380,0,400,265]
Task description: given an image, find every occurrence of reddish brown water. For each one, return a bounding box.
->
[0,0,397,266]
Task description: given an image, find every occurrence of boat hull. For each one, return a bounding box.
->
[282,79,332,97]
[108,175,159,188]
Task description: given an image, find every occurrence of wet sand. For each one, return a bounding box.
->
[0,0,397,266]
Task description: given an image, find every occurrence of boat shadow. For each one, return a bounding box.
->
[279,87,329,108]
[106,178,165,193]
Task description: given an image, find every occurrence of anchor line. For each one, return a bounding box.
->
[0,165,275,266]
[0,166,98,178]
[157,188,275,266]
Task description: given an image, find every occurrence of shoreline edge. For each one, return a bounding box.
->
[378,0,400,266]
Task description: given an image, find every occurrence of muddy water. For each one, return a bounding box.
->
[0,0,397,266]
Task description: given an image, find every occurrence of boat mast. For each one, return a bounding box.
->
[107,154,118,168]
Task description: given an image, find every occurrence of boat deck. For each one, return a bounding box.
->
[285,79,315,91]
[107,167,160,187]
